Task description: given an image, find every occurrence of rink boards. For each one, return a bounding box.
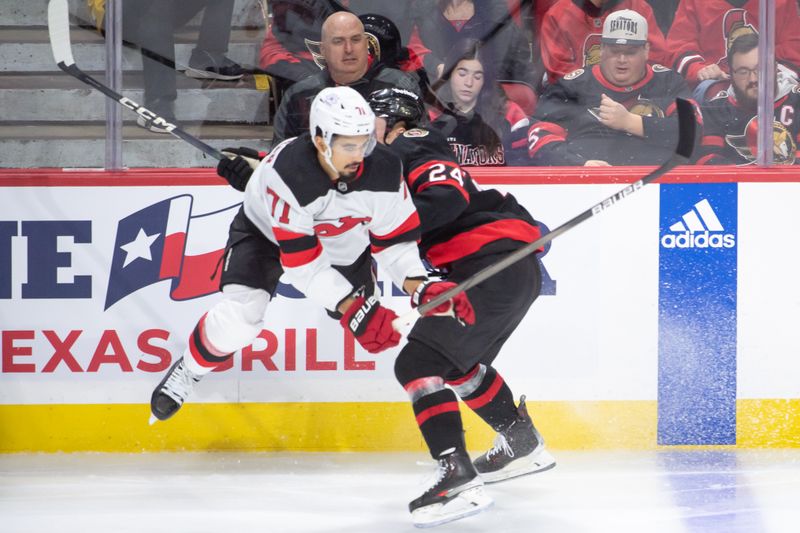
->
[1,167,799,452]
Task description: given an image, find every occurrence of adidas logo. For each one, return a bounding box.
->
[661,199,735,249]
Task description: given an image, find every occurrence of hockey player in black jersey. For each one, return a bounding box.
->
[149,87,474,431]
[368,88,556,527]
[697,33,800,166]
[527,9,696,166]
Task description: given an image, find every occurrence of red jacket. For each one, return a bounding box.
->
[668,0,800,83]
[540,0,672,82]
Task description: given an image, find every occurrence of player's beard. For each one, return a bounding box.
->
[339,170,358,182]
[339,162,361,182]
[733,80,759,111]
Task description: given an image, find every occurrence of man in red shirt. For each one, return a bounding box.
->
[539,0,671,83]
[668,0,800,85]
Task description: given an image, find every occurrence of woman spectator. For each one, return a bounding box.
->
[413,0,535,87]
[430,39,530,166]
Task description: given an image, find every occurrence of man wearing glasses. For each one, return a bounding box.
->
[697,33,800,165]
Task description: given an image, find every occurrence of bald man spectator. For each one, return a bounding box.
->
[270,11,421,146]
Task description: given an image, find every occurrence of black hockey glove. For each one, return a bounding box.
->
[217,146,265,192]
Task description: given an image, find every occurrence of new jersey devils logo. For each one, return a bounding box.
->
[314,215,372,236]
[726,117,797,164]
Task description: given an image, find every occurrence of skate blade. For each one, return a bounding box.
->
[481,447,557,484]
[411,486,493,528]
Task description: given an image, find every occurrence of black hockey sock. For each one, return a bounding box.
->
[447,364,517,432]
[405,378,466,458]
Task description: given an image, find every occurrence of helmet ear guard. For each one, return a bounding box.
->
[359,13,402,67]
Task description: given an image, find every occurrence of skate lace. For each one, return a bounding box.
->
[162,361,200,403]
[487,433,514,460]
[421,459,451,494]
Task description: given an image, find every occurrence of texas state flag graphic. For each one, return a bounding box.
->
[104,195,240,309]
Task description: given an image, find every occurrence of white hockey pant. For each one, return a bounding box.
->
[183,284,270,376]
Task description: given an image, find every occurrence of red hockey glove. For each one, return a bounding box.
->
[339,294,401,354]
[217,146,266,192]
[411,281,475,325]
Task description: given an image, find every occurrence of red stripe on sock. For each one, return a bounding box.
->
[464,374,504,410]
[416,401,460,426]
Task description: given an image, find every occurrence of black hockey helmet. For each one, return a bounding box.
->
[359,13,402,67]
[367,87,425,129]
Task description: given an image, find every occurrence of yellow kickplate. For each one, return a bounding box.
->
[254,74,270,92]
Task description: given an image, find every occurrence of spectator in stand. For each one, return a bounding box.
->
[271,11,421,146]
[667,0,800,87]
[539,0,671,84]
[260,1,429,95]
[413,0,536,87]
[527,9,696,166]
[359,13,430,96]
[697,33,800,166]
[258,0,340,94]
[121,0,246,133]
[430,39,530,166]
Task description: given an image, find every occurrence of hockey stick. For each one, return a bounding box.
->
[47,0,224,160]
[393,97,697,329]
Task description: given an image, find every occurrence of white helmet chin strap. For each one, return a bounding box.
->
[321,143,338,177]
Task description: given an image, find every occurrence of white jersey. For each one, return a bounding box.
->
[243,133,427,311]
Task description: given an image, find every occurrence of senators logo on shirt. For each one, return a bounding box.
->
[583,34,602,67]
[628,97,665,118]
[726,117,797,165]
[723,9,757,53]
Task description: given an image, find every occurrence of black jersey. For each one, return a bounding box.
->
[527,64,694,165]
[272,63,421,146]
[387,127,541,268]
[698,83,800,165]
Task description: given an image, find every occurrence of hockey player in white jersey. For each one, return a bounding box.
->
[149,86,474,426]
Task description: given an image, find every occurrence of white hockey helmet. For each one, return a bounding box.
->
[309,87,377,170]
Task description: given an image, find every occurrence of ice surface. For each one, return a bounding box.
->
[2,450,799,533]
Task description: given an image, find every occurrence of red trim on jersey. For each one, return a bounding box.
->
[416,178,469,202]
[675,53,704,76]
[415,401,460,426]
[464,374,504,410]
[427,219,541,267]
[446,365,481,387]
[407,160,457,188]
[531,121,567,138]
[528,135,566,157]
[370,211,421,253]
[280,243,323,268]
[273,227,308,241]
[593,64,654,93]
[696,154,718,166]
[703,136,724,147]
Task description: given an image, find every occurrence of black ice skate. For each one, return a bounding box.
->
[409,447,493,528]
[473,395,556,483]
[149,357,201,424]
